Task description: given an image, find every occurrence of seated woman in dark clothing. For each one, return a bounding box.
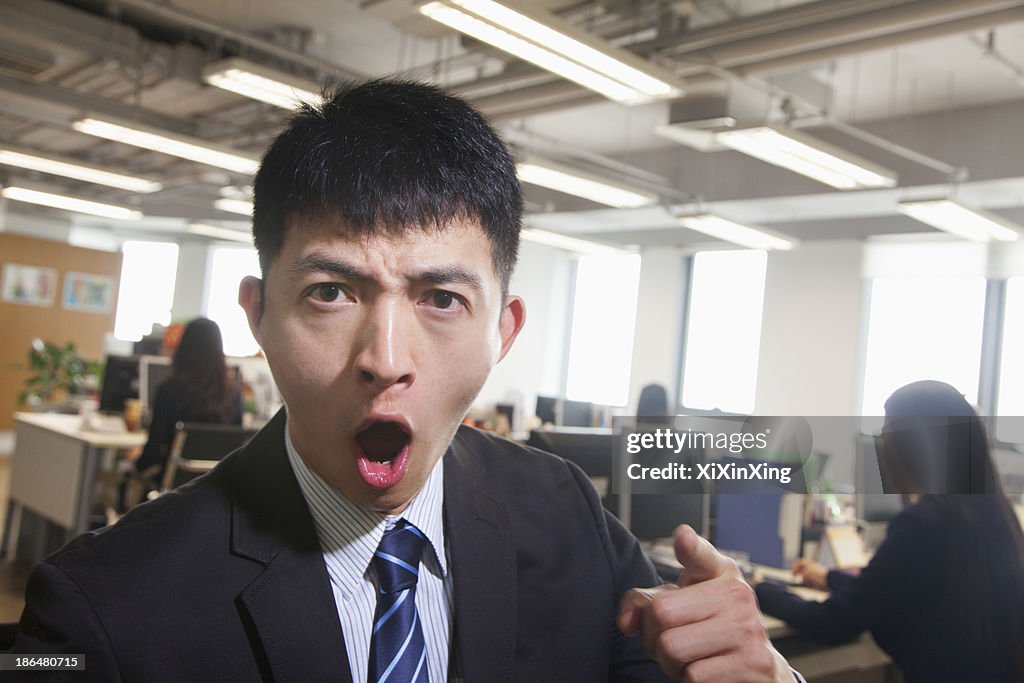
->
[136,318,242,482]
[755,380,1024,683]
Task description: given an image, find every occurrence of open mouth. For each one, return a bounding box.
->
[354,420,412,490]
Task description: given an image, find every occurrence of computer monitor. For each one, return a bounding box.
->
[535,395,557,426]
[98,355,140,413]
[138,355,173,425]
[561,399,593,427]
[711,457,805,568]
[526,428,614,479]
[618,433,707,539]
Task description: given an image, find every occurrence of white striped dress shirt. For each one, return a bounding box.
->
[285,425,453,682]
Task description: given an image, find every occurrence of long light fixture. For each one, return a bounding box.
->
[73,117,260,175]
[187,222,252,242]
[898,198,1020,242]
[0,147,162,193]
[715,126,897,190]
[678,213,796,251]
[1,186,142,220]
[517,158,657,208]
[214,198,254,216]
[418,0,682,105]
[521,227,630,256]
[202,58,321,110]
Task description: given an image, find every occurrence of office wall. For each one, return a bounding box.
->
[171,242,210,321]
[754,241,865,417]
[0,233,122,430]
[628,248,686,411]
[476,241,574,429]
[753,241,866,484]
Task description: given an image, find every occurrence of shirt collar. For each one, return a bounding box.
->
[284,420,448,600]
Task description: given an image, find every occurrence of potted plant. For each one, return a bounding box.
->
[19,339,101,410]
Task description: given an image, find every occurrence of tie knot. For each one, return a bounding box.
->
[372,520,426,594]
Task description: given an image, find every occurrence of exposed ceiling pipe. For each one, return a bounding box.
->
[110,0,364,81]
[794,116,964,178]
[662,0,1024,64]
[686,4,1024,86]
[472,3,1024,120]
[502,127,671,186]
[470,80,593,114]
[487,93,605,122]
[647,0,916,54]
[0,72,188,133]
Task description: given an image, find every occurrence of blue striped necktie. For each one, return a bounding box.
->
[368,520,428,683]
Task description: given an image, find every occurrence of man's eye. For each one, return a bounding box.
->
[309,284,344,302]
[428,291,460,309]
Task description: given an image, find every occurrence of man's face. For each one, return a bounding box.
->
[240,217,524,514]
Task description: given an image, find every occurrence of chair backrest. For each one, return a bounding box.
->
[161,421,258,491]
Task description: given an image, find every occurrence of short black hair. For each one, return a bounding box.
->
[252,78,522,294]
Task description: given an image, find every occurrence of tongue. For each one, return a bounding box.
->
[357,422,409,462]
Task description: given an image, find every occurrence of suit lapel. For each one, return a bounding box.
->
[444,430,517,683]
[230,410,352,682]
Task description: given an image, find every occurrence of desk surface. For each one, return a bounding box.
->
[14,412,147,449]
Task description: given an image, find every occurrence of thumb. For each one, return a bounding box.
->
[674,524,731,587]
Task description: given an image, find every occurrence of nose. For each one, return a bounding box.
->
[353,299,416,392]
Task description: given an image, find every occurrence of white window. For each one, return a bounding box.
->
[680,250,767,414]
[205,247,261,357]
[860,275,986,419]
[996,276,1024,442]
[114,241,179,342]
[565,253,642,406]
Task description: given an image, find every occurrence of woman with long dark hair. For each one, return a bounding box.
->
[755,380,1024,682]
[136,318,242,479]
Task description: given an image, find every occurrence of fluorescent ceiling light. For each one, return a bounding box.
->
[214,198,254,216]
[898,198,1020,242]
[0,147,162,193]
[187,222,252,242]
[517,159,657,208]
[202,58,321,110]
[678,213,796,251]
[73,117,259,175]
[1,186,142,220]
[521,227,629,256]
[418,0,681,105]
[715,126,897,190]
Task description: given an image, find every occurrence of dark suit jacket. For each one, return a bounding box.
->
[10,411,669,682]
[756,495,1024,683]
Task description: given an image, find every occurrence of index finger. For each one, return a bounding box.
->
[673,524,733,587]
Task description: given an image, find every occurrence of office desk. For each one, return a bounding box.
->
[2,413,146,561]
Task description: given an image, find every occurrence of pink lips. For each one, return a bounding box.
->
[353,416,412,490]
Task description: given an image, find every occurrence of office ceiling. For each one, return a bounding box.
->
[1,0,1024,249]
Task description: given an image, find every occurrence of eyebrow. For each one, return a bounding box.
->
[286,252,484,292]
[413,266,484,292]
[287,253,368,281]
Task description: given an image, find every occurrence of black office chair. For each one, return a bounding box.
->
[160,421,258,491]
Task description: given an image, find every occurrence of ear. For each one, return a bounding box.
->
[238,275,265,344]
[496,295,526,363]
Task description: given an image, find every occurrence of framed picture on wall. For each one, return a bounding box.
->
[1,263,58,307]
[62,271,115,313]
